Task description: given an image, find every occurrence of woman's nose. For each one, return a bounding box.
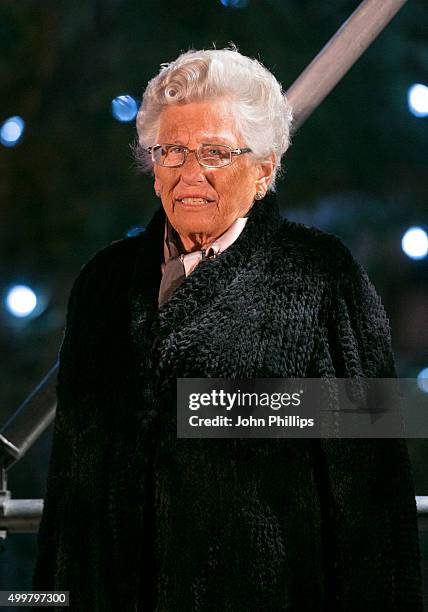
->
[180,150,206,181]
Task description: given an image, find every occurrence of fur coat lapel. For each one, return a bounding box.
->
[129,193,284,383]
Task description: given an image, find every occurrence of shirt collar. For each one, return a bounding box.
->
[163,216,249,277]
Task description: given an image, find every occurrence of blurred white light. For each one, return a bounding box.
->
[0,115,25,147]
[6,285,37,318]
[407,84,428,118]
[111,95,138,122]
[401,226,428,260]
[417,368,428,394]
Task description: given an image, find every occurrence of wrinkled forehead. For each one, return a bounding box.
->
[156,100,241,146]
[156,128,238,147]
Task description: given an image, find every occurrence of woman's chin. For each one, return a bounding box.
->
[178,225,215,239]
[173,216,220,238]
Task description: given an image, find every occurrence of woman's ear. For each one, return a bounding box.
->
[154,176,161,197]
[255,153,275,194]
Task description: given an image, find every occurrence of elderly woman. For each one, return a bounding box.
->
[33,48,422,611]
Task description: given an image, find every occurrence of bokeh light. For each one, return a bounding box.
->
[111,95,139,122]
[0,115,25,147]
[401,226,428,260]
[220,0,249,8]
[407,83,428,118]
[5,285,38,318]
[417,368,428,394]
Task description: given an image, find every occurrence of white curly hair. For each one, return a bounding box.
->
[134,44,293,192]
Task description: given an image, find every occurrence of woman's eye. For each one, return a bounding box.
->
[170,146,185,153]
[208,148,221,156]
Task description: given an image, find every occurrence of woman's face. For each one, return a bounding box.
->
[153,98,274,251]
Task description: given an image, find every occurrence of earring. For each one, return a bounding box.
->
[255,191,264,200]
[155,191,161,197]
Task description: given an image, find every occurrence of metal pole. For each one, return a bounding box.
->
[286,0,409,132]
[0,499,44,535]
[0,362,58,470]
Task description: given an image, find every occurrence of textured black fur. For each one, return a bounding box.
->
[33,193,422,611]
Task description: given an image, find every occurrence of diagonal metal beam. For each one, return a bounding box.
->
[286,0,409,132]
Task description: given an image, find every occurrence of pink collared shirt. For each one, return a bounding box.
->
[162,216,249,277]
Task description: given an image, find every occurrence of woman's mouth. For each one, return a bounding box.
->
[175,198,215,206]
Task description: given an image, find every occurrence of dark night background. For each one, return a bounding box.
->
[0,0,427,605]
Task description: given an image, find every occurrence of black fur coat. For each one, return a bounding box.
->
[33,193,422,611]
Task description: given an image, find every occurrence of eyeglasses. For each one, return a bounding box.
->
[146,143,252,168]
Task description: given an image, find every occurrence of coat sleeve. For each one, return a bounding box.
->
[31,258,115,609]
[33,264,92,590]
[32,269,81,589]
[324,242,396,379]
[308,240,422,610]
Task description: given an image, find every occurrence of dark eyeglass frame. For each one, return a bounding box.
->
[146,143,252,168]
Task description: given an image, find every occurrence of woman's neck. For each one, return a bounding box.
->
[178,232,219,253]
